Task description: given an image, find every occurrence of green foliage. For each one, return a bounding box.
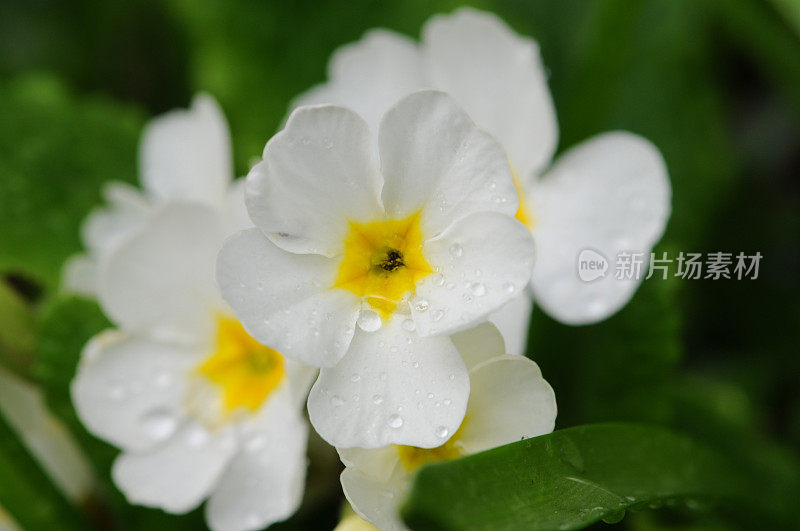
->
[401,423,798,530]
[0,280,36,378]
[0,75,143,291]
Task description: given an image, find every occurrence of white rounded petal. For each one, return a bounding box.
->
[530,132,671,325]
[140,94,232,208]
[0,367,93,502]
[217,228,360,367]
[222,178,253,235]
[308,318,469,449]
[61,254,98,296]
[246,105,383,256]
[71,330,199,452]
[412,212,535,336]
[379,90,518,237]
[292,29,426,136]
[337,445,399,484]
[205,393,308,531]
[81,181,149,258]
[487,291,533,357]
[449,321,506,370]
[458,355,556,454]
[341,467,408,531]
[99,203,226,341]
[112,423,237,514]
[422,8,558,177]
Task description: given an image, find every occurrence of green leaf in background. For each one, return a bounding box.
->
[35,296,207,530]
[0,74,144,292]
[401,423,770,531]
[0,412,86,531]
[0,280,36,378]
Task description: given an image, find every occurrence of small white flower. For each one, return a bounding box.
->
[62,94,249,296]
[293,7,671,352]
[217,90,535,449]
[70,97,314,531]
[338,323,556,531]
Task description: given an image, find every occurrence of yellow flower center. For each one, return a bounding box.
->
[196,316,285,414]
[396,422,467,472]
[334,211,433,318]
[513,173,535,229]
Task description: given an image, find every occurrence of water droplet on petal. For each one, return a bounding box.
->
[350,373,360,383]
[372,394,384,405]
[449,243,463,258]
[432,309,445,322]
[401,319,416,332]
[503,282,516,294]
[435,426,450,438]
[357,308,382,332]
[330,395,344,407]
[414,299,429,312]
[142,409,178,442]
[387,414,404,429]
[468,282,486,296]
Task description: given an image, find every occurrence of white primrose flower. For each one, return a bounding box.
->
[62,94,248,296]
[337,323,556,531]
[216,90,535,449]
[71,98,314,531]
[293,7,672,352]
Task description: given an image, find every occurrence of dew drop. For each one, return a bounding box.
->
[142,409,178,442]
[357,309,382,332]
[503,282,516,294]
[427,392,435,399]
[401,319,416,332]
[435,426,450,438]
[449,243,463,258]
[330,395,344,407]
[443,398,452,406]
[387,414,404,429]
[468,282,486,296]
[432,309,445,322]
[372,394,384,405]
[350,373,361,383]
[414,299,429,312]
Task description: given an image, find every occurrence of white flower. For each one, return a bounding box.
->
[293,7,672,352]
[62,94,249,296]
[70,97,314,531]
[217,90,535,449]
[337,323,556,531]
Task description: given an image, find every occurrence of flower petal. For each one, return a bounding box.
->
[307,317,469,449]
[337,446,399,484]
[422,8,558,177]
[530,132,671,324]
[81,182,149,257]
[71,330,199,452]
[217,228,360,367]
[458,355,556,454]
[379,91,518,238]
[112,423,237,514]
[98,203,225,340]
[341,467,408,531]
[291,29,426,136]
[205,392,307,531]
[411,212,535,336]
[487,291,533,357]
[449,321,506,370]
[222,178,253,235]
[140,94,232,208]
[61,254,98,296]
[246,105,383,256]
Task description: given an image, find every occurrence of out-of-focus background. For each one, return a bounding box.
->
[0,0,798,530]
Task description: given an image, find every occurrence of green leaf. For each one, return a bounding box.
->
[401,423,749,531]
[0,411,86,531]
[0,74,144,292]
[0,280,36,378]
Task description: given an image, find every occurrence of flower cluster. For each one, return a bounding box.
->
[66,7,670,531]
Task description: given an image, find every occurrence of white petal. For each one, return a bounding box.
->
[61,254,98,296]
[81,182,149,258]
[0,367,93,502]
[112,423,237,514]
[246,105,383,256]
[307,318,469,449]
[71,330,198,452]
[140,94,232,208]
[422,8,558,177]
[412,212,535,336]
[217,228,360,367]
[379,91,518,237]
[530,132,671,324]
[487,291,533,357]
[337,445,399,483]
[98,202,226,341]
[458,355,556,454]
[222,178,253,235]
[292,29,426,136]
[205,392,308,531]
[449,321,506,370]
[341,467,409,531]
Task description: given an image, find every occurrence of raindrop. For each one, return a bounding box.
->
[468,282,486,296]
[449,243,463,258]
[432,309,445,322]
[357,309,382,332]
[142,409,178,442]
[414,299,429,312]
[350,373,361,383]
[503,282,516,294]
[387,414,404,429]
[330,395,344,407]
[427,392,434,399]
[412,361,420,368]
[401,319,416,332]
[443,398,452,406]
[435,426,450,438]
[372,394,384,405]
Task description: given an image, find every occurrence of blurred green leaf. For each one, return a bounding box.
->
[35,296,208,530]
[0,280,36,378]
[0,412,86,531]
[401,423,756,531]
[0,74,144,292]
